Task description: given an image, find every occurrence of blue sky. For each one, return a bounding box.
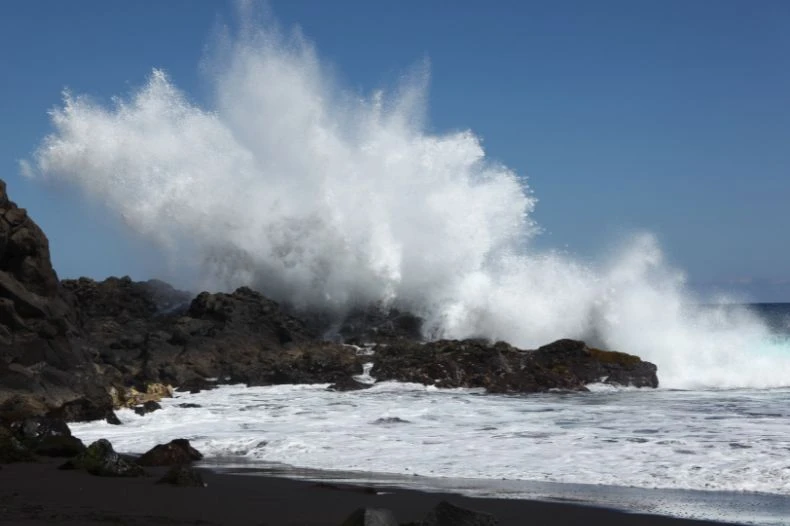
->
[1,0,788,301]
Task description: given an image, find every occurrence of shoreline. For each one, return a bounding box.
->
[0,459,757,526]
[205,460,787,526]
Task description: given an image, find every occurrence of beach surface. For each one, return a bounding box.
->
[0,460,742,526]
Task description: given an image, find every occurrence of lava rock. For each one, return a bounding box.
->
[175,378,217,394]
[48,398,121,425]
[61,438,144,477]
[372,338,658,393]
[138,438,203,466]
[336,306,424,344]
[328,376,374,391]
[133,400,162,416]
[32,434,85,457]
[11,416,70,440]
[10,416,85,457]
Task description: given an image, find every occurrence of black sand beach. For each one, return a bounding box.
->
[0,460,741,526]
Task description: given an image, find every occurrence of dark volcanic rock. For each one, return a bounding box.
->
[61,438,144,477]
[372,338,657,393]
[65,280,362,392]
[48,397,121,425]
[419,501,498,526]
[0,180,103,419]
[0,177,660,424]
[157,464,205,487]
[133,400,161,416]
[30,434,85,457]
[335,306,423,344]
[9,416,85,457]
[175,377,217,394]
[340,507,399,526]
[137,438,203,466]
[328,376,374,391]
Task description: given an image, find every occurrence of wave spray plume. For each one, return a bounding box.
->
[23,13,790,389]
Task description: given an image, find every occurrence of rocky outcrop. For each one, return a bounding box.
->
[332,305,423,344]
[61,278,362,391]
[0,177,659,426]
[0,180,109,419]
[10,416,85,457]
[47,397,120,425]
[138,438,203,466]
[372,338,657,392]
[61,438,145,477]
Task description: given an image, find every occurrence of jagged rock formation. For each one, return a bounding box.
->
[0,178,658,423]
[137,438,203,466]
[0,180,110,418]
[60,438,145,477]
[373,338,658,392]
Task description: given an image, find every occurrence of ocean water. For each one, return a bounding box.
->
[70,305,790,525]
[23,7,790,523]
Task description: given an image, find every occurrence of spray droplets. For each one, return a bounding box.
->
[24,17,790,388]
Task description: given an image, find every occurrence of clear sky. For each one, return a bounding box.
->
[1,0,788,301]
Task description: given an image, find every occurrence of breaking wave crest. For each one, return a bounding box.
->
[22,12,790,389]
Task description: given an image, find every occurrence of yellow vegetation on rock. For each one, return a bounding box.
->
[109,383,174,409]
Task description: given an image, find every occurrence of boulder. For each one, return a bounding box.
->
[48,397,121,425]
[133,400,162,416]
[419,501,498,526]
[10,416,85,457]
[31,434,85,457]
[61,438,144,477]
[156,464,205,487]
[340,508,398,526]
[137,438,203,466]
[328,376,374,391]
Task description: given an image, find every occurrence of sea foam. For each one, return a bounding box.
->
[22,10,790,389]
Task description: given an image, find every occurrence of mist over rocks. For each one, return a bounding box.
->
[0,177,660,425]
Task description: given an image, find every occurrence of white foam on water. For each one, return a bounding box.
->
[70,384,790,501]
[22,4,790,389]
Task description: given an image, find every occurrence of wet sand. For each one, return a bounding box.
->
[0,459,741,526]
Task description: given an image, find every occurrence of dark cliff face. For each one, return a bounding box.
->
[0,180,103,418]
[0,178,658,422]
